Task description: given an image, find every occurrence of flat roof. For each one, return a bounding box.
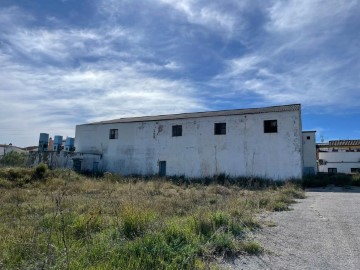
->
[82,104,301,126]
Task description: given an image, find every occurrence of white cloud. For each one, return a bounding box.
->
[267,0,358,32]
[155,0,238,35]
[215,56,263,79]
[213,53,360,109]
[0,51,205,146]
[0,5,206,146]
[0,6,33,26]
[210,1,360,111]
[3,26,135,63]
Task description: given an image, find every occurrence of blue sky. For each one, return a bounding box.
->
[0,0,359,147]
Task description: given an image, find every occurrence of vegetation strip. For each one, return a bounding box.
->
[0,166,305,269]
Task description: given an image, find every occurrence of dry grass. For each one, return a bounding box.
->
[0,167,304,269]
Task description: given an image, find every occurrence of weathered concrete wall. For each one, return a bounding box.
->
[28,151,102,172]
[75,110,303,180]
[318,152,360,173]
[302,131,317,174]
[28,151,75,169]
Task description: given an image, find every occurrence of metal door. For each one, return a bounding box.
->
[93,162,99,173]
[73,159,82,172]
[159,161,166,176]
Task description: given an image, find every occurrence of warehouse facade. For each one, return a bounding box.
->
[75,104,305,180]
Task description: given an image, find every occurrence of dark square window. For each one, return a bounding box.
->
[214,123,226,135]
[328,168,337,174]
[264,120,277,133]
[351,168,360,173]
[109,129,118,139]
[172,125,182,137]
[307,136,311,140]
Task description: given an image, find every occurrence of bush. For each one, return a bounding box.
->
[121,205,156,239]
[72,213,102,239]
[33,163,48,180]
[240,241,263,254]
[0,151,28,167]
[352,174,360,186]
[209,232,237,256]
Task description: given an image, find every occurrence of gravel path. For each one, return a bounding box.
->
[226,186,360,270]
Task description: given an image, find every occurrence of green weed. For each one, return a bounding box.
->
[0,167,304,269]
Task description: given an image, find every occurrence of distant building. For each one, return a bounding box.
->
[302,131,317,175]
[317,140,360,174]
[74,104,314,180]
[0,144,27,159]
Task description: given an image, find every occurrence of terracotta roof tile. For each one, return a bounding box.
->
[328,140,360,147]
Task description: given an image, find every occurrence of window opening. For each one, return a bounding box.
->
[109,129,118,139]
[264,120,277,133]
[214,123,226,135]
[172,125,182,137]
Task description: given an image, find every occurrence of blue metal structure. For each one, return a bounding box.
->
[38,133,49,152]
[53,135,63,151]
[64,137,75,151]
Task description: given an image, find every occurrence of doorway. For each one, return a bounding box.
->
[159,161,166,176]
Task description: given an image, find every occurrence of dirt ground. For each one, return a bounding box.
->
[224,186,360,270]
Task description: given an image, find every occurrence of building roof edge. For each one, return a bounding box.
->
[78,104,301,126]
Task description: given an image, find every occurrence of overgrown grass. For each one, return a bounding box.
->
[0,167,304,269]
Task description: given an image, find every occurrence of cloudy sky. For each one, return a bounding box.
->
[0,0,359,147]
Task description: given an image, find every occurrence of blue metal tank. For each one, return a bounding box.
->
[38,133,49,152]
[64,137,75,151]
[53,135,63,151]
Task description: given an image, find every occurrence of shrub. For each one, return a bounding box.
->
[120,205,156,239]
[0,178,12,188]
[240,241,263,254]
[113,233,199,270]
[272,201,289,211]
[0,151,28,167]
[206,232,238,257]
[352,174,360,186]
[33,163,48,180]
[191,214,213,238]
[72,213,102,239]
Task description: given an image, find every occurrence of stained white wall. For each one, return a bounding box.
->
[75,110,303,180]
[318,152,360,173]
[302,131,317,174]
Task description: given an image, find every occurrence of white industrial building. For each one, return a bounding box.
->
[318,140,360,174]
[74,104,316,180]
